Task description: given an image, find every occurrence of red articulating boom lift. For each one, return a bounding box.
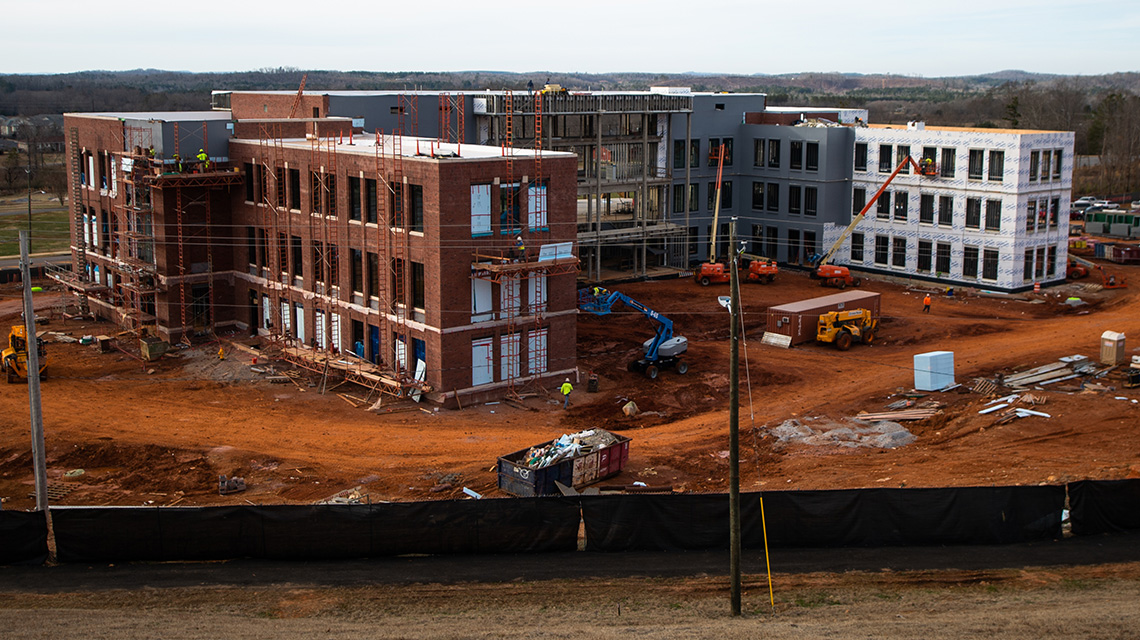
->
[1067,254,1127,288]
[810,155,925,288]
[694,145,779,285]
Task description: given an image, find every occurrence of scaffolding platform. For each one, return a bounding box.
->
[45,264,108,293]
[278,345,430,399]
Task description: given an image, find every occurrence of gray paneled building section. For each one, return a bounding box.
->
[666,94,855,266]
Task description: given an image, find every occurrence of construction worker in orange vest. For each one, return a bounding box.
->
[922,294,932,313]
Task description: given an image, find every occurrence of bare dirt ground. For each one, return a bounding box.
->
[2,563,1139,639]
[2,264,1139,508]
[4,263,1140,635]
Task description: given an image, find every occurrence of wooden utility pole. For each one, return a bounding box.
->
[20,230,49,511]
[728,219,742,615]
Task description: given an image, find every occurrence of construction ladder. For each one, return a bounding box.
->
[67,127,90,314]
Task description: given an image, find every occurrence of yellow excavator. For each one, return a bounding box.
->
[3,324,48,383]
[816,309,878,351]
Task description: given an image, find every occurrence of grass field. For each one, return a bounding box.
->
[0,193,71,257]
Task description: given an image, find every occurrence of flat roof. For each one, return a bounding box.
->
[217,89,764,98]
[65,111,233,122]
[867,123,1068,135]
[233,134,574,161]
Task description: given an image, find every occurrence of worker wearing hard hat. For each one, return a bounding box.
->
[560,378,573,409]
[197,148,209,172]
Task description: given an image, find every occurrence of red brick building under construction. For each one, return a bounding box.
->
[59,107,580,407]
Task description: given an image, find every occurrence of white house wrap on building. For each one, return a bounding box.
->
[825,123,1075,292]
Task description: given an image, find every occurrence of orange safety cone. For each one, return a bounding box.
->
[1033,282,1041,293]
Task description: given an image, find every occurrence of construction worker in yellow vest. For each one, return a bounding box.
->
[197,148,209,172]
[560,378,573,409]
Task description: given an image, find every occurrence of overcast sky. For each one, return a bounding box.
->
[6,0,1138,78]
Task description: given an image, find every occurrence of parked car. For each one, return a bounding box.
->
[1132,200,1140,210]
[1074,196,1097,204]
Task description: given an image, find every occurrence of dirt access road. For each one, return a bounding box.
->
[1,264,1140,508]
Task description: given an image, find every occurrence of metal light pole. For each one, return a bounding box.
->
[728,219,742,615]
[26,166,34,254]
[20,230,49,511]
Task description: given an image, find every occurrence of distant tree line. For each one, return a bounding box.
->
[2,69,1138,195]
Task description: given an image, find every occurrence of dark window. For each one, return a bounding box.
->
[965,198,982,229]
[790,140,803,170]
[673,184,685,213]
[708,182,717,210]
[968,149,984,180]
[988,150,1004,182]
[751,181,765,210]
[766,183,779,212]
[918,240,933,272]
[851,232,865,262]
[291,235,302,278]
[963,246,979,278]
[940,148,955,178]
[313,243,325,284]
[673,140,685,169]
[750,224,764,255]
[803,231,817,261]
[243,163,255,201]
[288,169,301,210]
[767,139,780,168]
[877,192,891,219]
[689,184,699,212]
[896,145,911,173]
[721,180,733,209]
[985,199,1002,231]
[412,262,425,309]
[936,243,951,274]
[1052,150,1062,180]
[982,249,999,280]
[766,226,778,261]
[922,147,937,165]
[688,226,699,256]
[1027,201,1037,232]
[938,195,953,226]
[690,140,700,168]
[500,184,521,231]
[788,185,801,214]
[1029,150,1040,181]
[351,249,363,294]
[874,235,889,265]
[365,178,378,223]
[326,174,337,218]
[920,194,935,224]
[853,187,866,215]
[787,229,801,264]
[1050,197,1060,227]
[247,227,256,266]
[1023,249,1034,281]
[708,138,721,167]
[805,142,819,171]
[753,139,765,167]
[1047,245,1057,276]
[348,176,362,221]
[367,252,379,298]
[409,184,424,232]
[892,237,907,267]
[895,191,911,219]
[804,187,817,216]
[879,144,893,172]
[854,143,868,171]
[718,138,734,166]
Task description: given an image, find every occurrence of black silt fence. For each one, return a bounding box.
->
[1069,479,1140,536]
[0,510,48,565]
[581,485,1066,552]
[52,498,581,563]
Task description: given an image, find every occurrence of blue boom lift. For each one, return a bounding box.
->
[578,288,689,379]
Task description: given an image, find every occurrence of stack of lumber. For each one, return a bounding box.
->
[1002,362,1080,388]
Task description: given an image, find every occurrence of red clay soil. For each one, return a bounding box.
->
[2,264,1140,510]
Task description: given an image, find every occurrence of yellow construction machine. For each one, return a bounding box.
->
[3,324,48,383]
[816,309,878,351]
